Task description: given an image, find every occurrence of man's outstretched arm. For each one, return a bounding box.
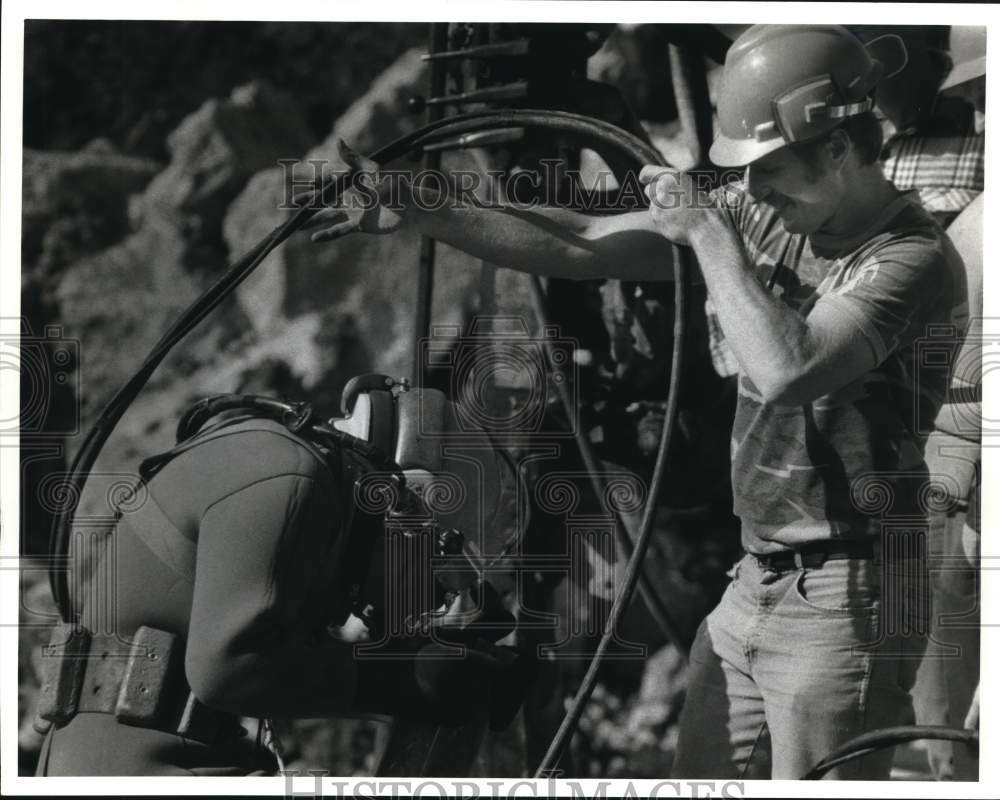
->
[410,199,675,282]
[306,142,676,282]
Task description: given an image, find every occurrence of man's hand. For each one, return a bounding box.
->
[301,140,409,242]
[638,165,719,246]
[423,583,515,646]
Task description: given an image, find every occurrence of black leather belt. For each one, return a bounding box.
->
[752,539,875,571]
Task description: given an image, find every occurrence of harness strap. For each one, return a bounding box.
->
[140,415,336,482]
[125,490,196,580]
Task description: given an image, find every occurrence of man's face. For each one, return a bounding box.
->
[742,145,843,235]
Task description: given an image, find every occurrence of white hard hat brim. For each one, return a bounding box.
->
[709,132,786,168]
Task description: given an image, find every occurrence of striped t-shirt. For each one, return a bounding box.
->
[713,182,968,552]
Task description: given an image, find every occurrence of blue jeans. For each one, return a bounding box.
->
[672,551,927,779]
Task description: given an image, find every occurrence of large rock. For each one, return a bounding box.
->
[54,215,236,424]
[22,140,160,278]
[224,49,511,384]
[224,48,433,335]
[20,142,162,558]
[53,80,320,427]
[134,81,315,240]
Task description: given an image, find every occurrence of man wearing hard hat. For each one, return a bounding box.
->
[641,24,967,779]
[311,24,969,780]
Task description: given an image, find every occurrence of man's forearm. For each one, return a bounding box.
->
[403,183,674,282]
[689,218,818,403]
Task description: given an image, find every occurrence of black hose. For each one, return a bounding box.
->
[51,108,670,619]
[533,248,686,777]
[172,393,407,481]
[801,725,979,779]
[49,114,687,780]
[527,277,691,655]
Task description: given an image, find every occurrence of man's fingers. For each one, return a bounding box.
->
[644,180,668,206]
[337,138,361,169]
[293,143,384,213]
[311,220,361,243]
[337,139,381,175]
[638,165,673,186]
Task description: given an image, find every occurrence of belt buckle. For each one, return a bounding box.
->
[793,551,805,570]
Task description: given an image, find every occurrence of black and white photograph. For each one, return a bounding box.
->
[1,3,995,797]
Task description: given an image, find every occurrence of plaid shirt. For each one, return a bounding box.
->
[880,97,985,227]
